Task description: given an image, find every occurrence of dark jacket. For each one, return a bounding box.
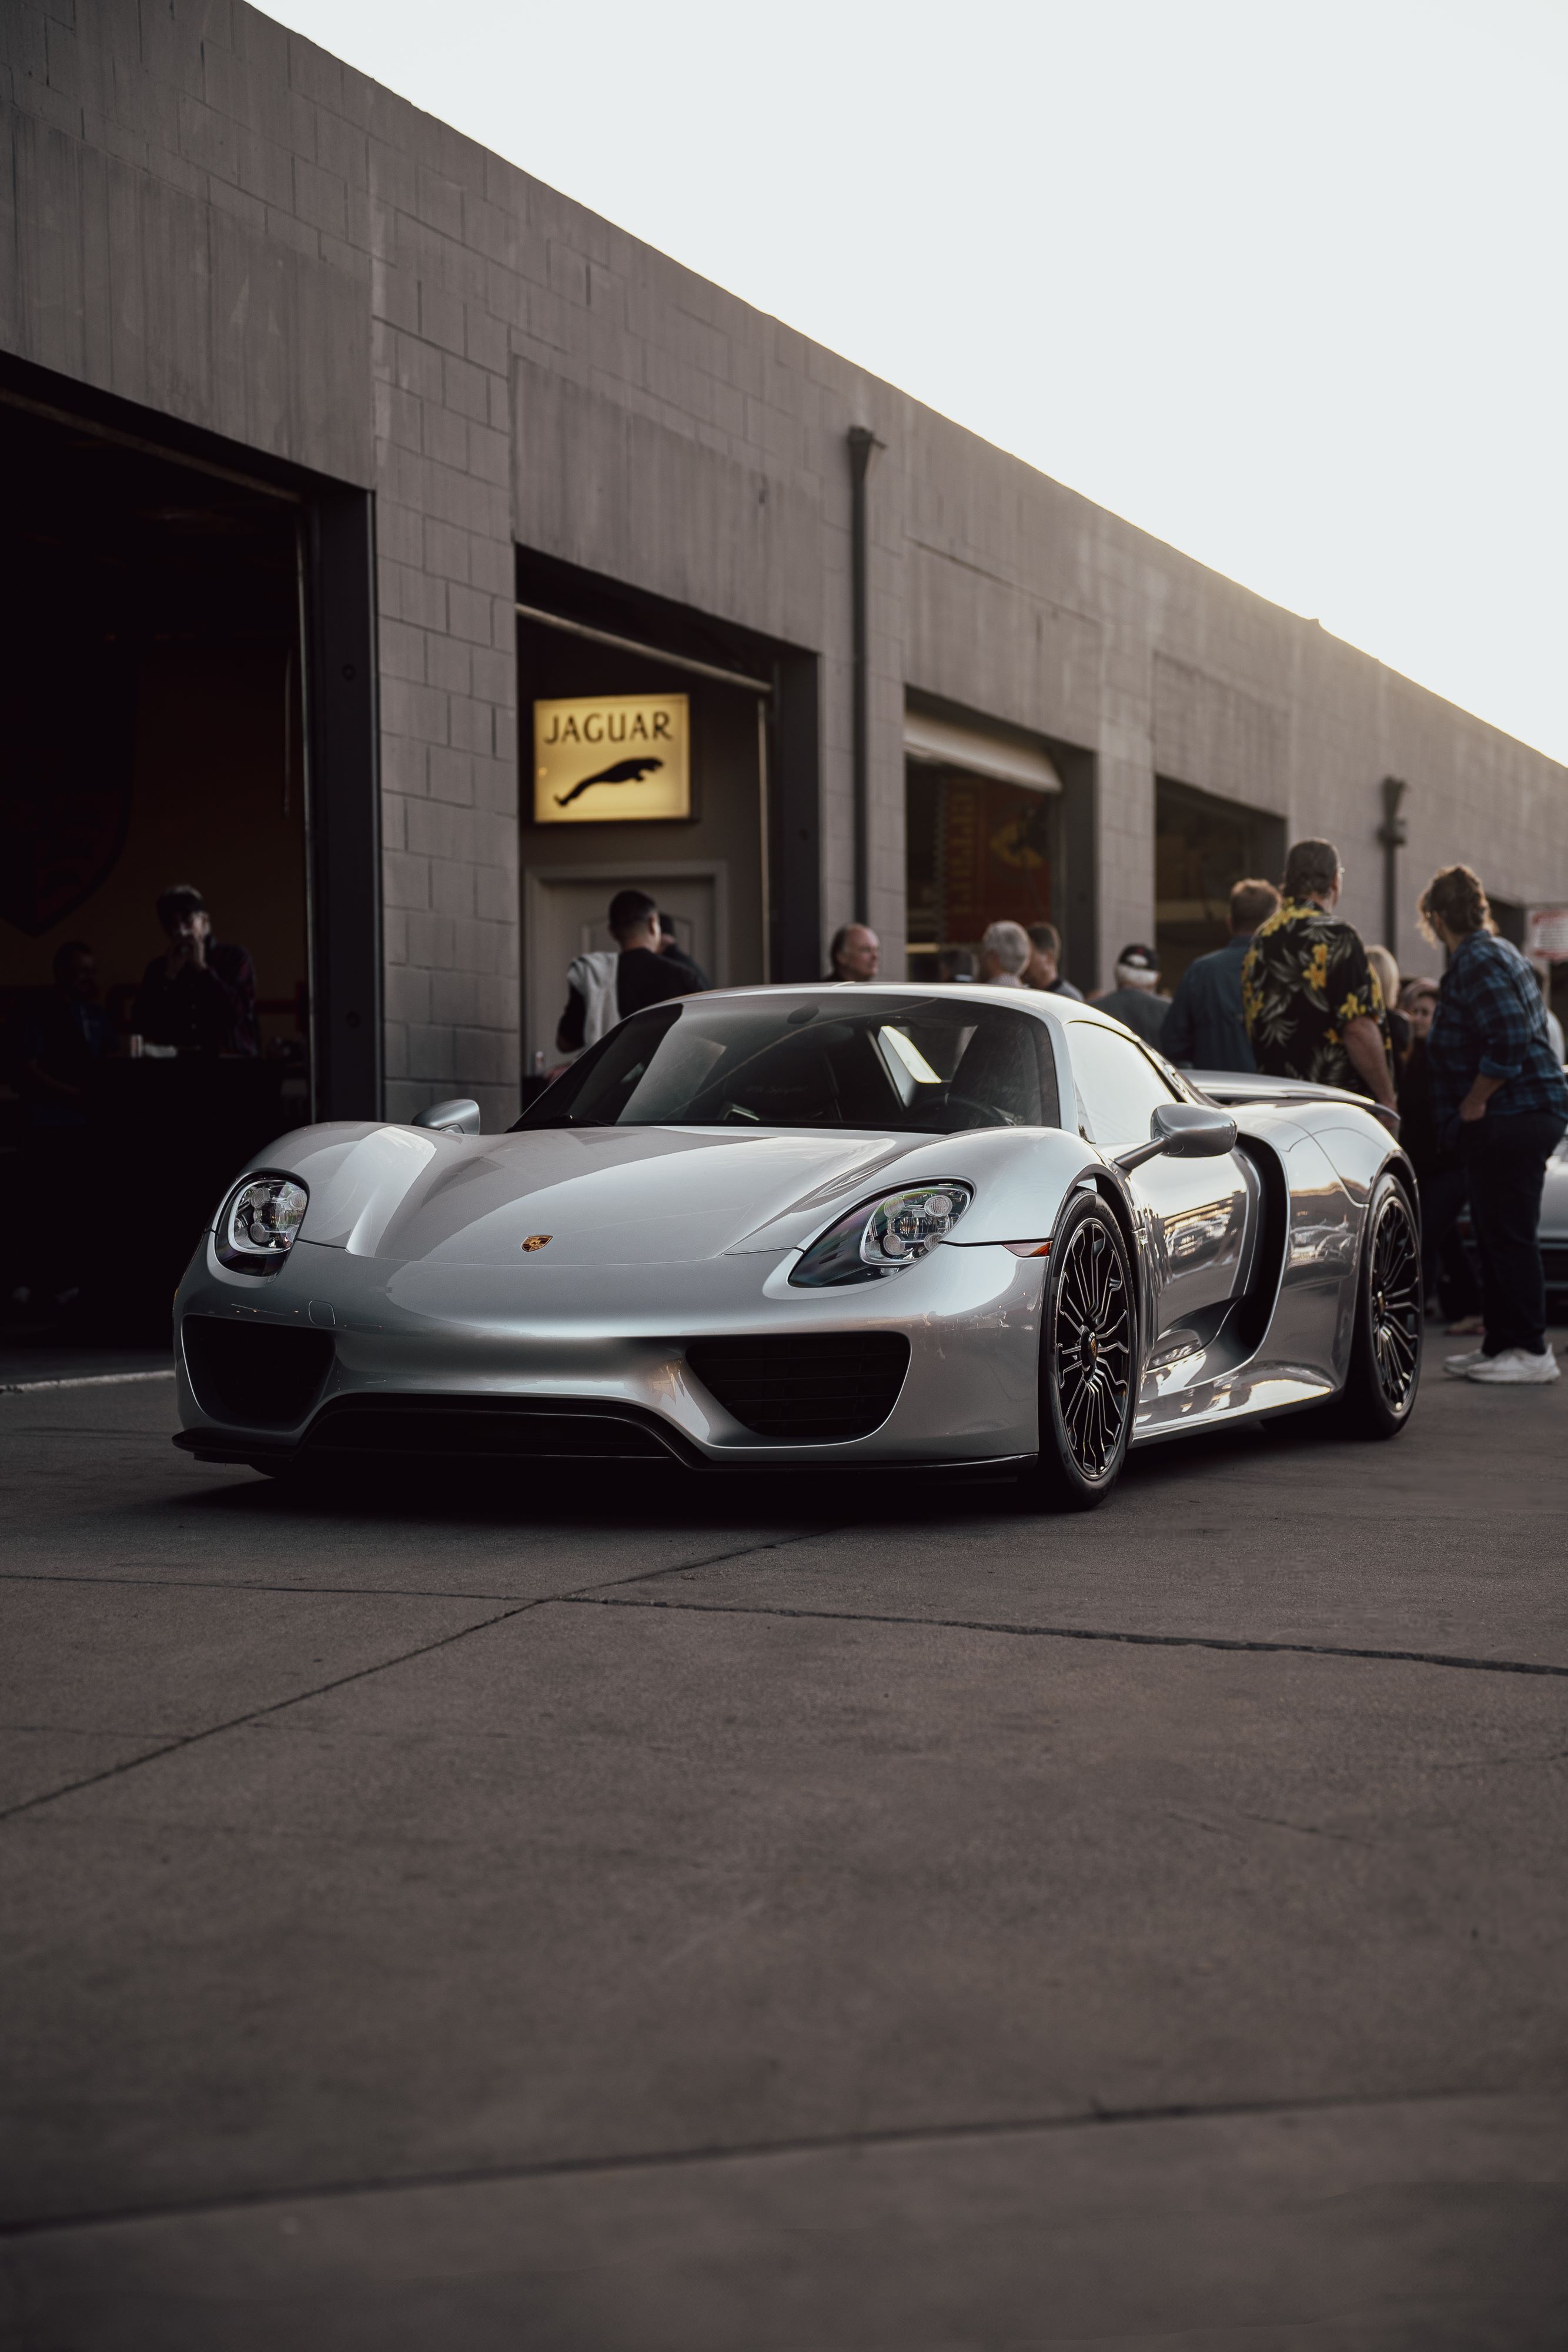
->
[1396,1036,1453,1180]
[661,944,710,990]
[132,942,258,1056]
[1161,934,1256,1072]
[556,946,697,1054]
[1094,987,1171,1047]
[13,990,109,1127]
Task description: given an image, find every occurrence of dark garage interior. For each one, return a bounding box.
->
[0,395,310,1338]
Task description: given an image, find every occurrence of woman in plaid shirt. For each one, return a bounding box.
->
[1422,866,1568,1385]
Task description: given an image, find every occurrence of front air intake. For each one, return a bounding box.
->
[301,1396,680,1462]
[685,1333,910,1441]
[182,1317,335,1429]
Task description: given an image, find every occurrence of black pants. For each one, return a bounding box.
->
[1416,1163,1479,1317]
[1462,1111,1566,1357]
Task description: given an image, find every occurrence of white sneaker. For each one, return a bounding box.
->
[1442,1348,1487,1378]
[1465,1347,1560,1386]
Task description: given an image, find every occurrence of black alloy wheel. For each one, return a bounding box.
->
[1342,1169,1422,1437]
[1021,1190,1136,1510]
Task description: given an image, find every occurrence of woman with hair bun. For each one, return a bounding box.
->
[1421,864,1568,1385]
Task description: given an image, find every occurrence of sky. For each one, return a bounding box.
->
[266,0,1568,764]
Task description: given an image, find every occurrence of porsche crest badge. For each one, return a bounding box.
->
[521,1234,552,1252]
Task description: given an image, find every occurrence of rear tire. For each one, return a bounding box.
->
[1340,1169,1422,1438]
[1018,1191,1136,1511]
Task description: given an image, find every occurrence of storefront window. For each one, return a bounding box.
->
[905,762,1059,978]
[1155,778,1285,993]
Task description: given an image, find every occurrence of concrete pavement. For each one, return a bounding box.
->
[1,1345,1566,2347]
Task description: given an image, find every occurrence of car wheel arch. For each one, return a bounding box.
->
[1082,1171,1145,1368]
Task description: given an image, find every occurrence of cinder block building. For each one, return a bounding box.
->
[4,0,1565,1134]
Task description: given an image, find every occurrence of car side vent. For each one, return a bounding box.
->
[685,1333,910,1441]
[182,1317,335,1429]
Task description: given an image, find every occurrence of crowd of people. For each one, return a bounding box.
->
[561,844,1568,1394]
[938,838,1565,1394]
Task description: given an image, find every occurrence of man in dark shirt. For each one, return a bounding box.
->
[1241,839,1395,1108]
[132,885,258,1057]
[556,888,700,1054]
[824,923,880,983]
[1161,880,1281,1071]
[1022,921,1083,1000]
[657,910,710,990]
[1421,863,1568,1384]
[17,941,109,1127]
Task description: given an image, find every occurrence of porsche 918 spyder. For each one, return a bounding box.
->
[172,984,1422,1508]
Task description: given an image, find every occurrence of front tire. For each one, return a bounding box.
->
[1340,1168,1422,1438]
[1019,1191,1136,1511]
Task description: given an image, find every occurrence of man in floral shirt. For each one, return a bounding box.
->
[1242,839,1396,1108]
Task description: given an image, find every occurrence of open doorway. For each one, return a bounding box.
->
[0,396,310,1338]
[1155,777,1286,994]
[904,704,1065,981]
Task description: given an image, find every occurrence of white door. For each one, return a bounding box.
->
[524,866,725,1073]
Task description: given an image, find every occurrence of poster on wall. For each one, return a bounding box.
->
[939,775,1054,942]
[1526,907,1568,961]
[533,694,691,824]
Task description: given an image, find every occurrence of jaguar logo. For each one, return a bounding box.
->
[554,755,663,808]
[521,1234,552,1252]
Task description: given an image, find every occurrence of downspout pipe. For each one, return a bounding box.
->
[847,425,881,922]
[1377,774,1408,953]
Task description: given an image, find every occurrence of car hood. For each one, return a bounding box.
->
[283,1124,948,1268]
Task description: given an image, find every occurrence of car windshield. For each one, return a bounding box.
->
[511,994,1061,1134]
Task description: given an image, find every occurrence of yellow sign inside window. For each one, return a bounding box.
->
[533,694,691,824]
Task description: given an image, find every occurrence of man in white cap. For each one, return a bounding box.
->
[1094,943,1172,1046]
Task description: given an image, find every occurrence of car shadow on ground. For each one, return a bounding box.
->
[161,1392,1366,1541]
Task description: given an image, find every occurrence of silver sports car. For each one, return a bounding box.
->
[172,984,1422,1508]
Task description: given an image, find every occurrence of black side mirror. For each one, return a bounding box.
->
[412,1097,482,1136]
[1116,1101,1238,1172]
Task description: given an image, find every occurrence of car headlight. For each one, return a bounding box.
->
[217,1175,309,1273]
[790,1183,972,1288]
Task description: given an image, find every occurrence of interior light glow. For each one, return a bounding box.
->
[878,1026,942,1086]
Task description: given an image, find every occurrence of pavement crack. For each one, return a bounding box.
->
[573,1525,844,1601]
[559,1592,1568,1680]
[0,2084,1510,2242]
[0,1601,544,1828]
[1226,1809,1371,1846]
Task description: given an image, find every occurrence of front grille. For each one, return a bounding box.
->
[302,1396,676,1461]
[685,1333,910,1441]
[1542,1244,1568,1291]
[182,1317,335,1429]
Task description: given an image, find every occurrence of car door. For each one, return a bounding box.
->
[1066,1020,1256,1344]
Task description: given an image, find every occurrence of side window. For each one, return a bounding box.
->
[1068,1021,1179,1150]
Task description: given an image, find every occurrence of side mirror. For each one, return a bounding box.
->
[1116,1101,1238,1172]
[412,1097,482,1136]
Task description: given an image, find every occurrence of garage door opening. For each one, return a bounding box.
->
[904,705,1064,980]
[1155,777,1286,994]
[515,549,822,1084]
[0,397,310,1338]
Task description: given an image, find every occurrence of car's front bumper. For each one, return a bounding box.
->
[173,1235,1046,1468]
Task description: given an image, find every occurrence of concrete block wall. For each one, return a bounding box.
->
[5,0,1566,1127]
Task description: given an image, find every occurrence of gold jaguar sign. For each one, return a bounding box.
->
[532,694,691,824]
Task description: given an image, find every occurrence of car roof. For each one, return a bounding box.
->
[683,980,1088,1024]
